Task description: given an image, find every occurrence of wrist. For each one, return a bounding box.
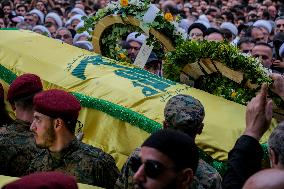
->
[243,129,261,141]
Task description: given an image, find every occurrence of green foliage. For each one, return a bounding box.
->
[164,40,276,105]
[80,0,185,63]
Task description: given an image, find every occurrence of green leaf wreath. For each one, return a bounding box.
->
[163,40,276,105]
[79,0,186,61]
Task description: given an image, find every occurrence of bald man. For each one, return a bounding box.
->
[243,169,284,189]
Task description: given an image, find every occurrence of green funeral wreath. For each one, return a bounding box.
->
[80,0,186,62]
[163,40,282,105]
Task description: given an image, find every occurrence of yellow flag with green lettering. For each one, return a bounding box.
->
[0,30,274,173]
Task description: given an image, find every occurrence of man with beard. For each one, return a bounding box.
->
[0,74,43,177]
[27,89,119,189]
[125,32,146,63]
[115,95,222,189]
[132,129,199,189]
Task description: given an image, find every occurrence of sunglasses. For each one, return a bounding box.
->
[55,34,71,40]
[129,156,176,179]
[24,18,33,22]
[242,49,251,54]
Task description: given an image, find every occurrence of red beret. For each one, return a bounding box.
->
[7,74,43,104]
[2,171,78,189]
[33,89,81,123]
[0,83,4,104]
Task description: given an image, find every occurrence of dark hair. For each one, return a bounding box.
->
[16,4,27,11]
[1,1,11,8]
[204,27,222,36]
[142,129,199,173]
[237,37,256,47]
[50,8,64,16]
[205,8,217,15]
[188,23,207,34]
[245,26,261,38]
[254,42,273,49]
[220,28,233,41]
[222,11,235,23]
[14,94,35,111]
[237,24,249,34]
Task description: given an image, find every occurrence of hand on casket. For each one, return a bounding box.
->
[244,84,273,141]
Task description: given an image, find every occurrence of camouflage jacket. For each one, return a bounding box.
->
[115,147,222,189]
[0,119,41,177]
[27,138,120,189]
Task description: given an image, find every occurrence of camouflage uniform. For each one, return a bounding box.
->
[27,138,120,189]
[0,119,41,177]
[115,147,222,189]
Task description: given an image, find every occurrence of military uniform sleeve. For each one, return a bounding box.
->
[222,135,263,189]
[92,153,120,189]
[114,148,141,189]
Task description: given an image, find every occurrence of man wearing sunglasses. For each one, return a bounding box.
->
[133,129,199,189]
[115,95,222,189]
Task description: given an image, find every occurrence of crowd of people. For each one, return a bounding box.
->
[2,0,284,189]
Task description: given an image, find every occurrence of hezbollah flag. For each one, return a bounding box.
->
[0,30,273,173]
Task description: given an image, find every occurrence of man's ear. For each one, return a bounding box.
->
[177,168,194,189]
[54,118,64,130]
[197,123,204,135]
[269,148,279,168]
[163,121,169,129]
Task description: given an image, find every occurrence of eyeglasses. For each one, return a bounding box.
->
[129,156,176,179]
[253,54,269,60]
[254,37,264,42]
[127,46,140,51]
[242,49,252,54]
[189,33,203,37]
[277,24,284,28]
[55,34,71,40]
[24,18,33,22]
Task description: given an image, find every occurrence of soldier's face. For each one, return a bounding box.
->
[30,112,56,149]
[133,147,181,189]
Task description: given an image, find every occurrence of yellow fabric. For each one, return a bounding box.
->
[0,30,274,169]
[0,175,103,188]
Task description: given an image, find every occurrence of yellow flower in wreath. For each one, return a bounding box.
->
[164,12,174,22]
[120,0,128,7]
[118,53,126,59]
[231,91,237,98]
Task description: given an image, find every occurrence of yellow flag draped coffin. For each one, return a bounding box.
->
[0,30,274,173]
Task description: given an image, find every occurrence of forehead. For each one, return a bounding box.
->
[34,111,50,119]
[276,19,284,24]
[189,28,202,34]
[17,6,25,10]
[128,41,141,47]
[140,146,174,166]
[252,45,272,54]
[252,28,263,35]
[57,29,70,35]
[25,15,33,18]
[207,33,223,41]
[240,42,255,48]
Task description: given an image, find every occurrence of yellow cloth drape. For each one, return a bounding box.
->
[0,30,274,170]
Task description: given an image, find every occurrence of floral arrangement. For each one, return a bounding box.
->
[80,0,187,61]
[80,0,282,106]
[163,40,275,105]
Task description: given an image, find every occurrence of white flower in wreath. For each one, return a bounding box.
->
[105,1,119,12]
[172,21,187,40]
